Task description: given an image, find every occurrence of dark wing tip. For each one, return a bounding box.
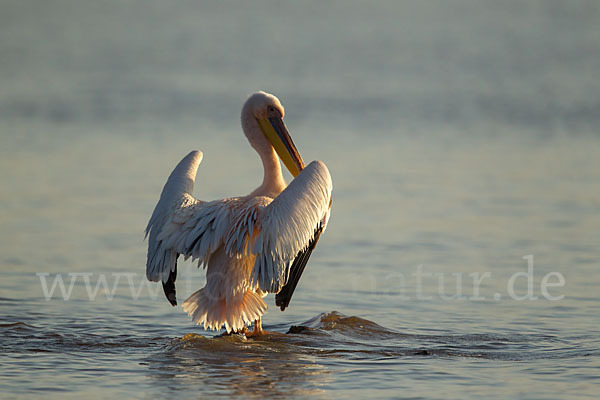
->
[162,260,178,306]
[275,286,293,311]
[275,226,323,311]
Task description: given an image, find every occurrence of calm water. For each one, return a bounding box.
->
[1,1,599,399]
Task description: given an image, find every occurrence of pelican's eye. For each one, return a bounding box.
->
[267,105,281,119]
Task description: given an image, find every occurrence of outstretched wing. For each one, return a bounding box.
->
[250,160,332,295]
[145,150,203,284]
[145,151,259,305]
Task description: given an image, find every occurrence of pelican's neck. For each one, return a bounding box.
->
[242,116,286,198]
[255,145,286,198]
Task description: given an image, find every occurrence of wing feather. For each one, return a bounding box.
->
[145,150,203,282]
[275,225,323,311]
[250,160,332,292]
[145,151,268,285]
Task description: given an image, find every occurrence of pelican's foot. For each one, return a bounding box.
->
[217,326,247,338]
[244,318,263,338]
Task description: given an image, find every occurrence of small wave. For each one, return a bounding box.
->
[160,312,434,363]
[2,313,588,363]
[0,297,21,303]
[0,321,35,329]
[292,311,400,339]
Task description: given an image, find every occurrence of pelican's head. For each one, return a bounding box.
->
[241,91,305,177]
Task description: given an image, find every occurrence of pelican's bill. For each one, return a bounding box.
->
[258,117,305,177]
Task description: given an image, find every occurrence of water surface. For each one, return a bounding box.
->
[1,1,599,399]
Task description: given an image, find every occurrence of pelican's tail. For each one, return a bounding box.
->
[182,288,267,333]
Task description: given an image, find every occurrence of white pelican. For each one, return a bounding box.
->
[145,91,332,335]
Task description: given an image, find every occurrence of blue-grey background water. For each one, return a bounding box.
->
[1,1,599,398]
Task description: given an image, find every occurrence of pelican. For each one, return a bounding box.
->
[145,91,332,335]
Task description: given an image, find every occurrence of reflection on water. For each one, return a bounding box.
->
[151,333,329,398]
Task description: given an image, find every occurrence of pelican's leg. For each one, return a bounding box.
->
[253,316,262,335]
